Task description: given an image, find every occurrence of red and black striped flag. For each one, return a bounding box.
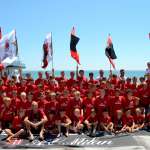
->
[70,27,80,64]
[105,34,117,69]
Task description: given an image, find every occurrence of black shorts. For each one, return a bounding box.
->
[46,125,57,131]
[2,121,12,129]
[115,126,123,131]
[30,125,42,134]
[12,128,27,138]
[60,126,67,133]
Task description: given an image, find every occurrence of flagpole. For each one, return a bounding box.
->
[51,32,54,77]
[109,61,112,78]
[76,62,78,79]
[110,62,111,72]
[15,29,18,56]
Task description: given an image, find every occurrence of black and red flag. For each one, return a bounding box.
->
[70,27,80,64]
[105,34,117,69]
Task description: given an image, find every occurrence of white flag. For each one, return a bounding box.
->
[42,32,53,68]
[0,30,17,67]
[44,32,53,61]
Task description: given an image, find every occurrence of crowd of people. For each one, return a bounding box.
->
[0,62,150,142]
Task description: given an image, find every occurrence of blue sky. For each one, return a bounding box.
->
[1,0,150,70]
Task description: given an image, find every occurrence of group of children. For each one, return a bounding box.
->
[0,66,150,142]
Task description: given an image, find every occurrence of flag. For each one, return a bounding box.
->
[70,27,80,64]
[105,34,117,69]
[0,28,1,39]
[0,30,17,67]
[42,32,53,69]
[149,33,150,39]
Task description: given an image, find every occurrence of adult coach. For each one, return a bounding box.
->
[24,101,47,141]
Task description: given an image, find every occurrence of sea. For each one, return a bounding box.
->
[22,70,146,80]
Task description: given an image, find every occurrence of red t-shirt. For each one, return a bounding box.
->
[45,115,57,129]
[86,115,98,123]
[45,100,59,113]
[124,97,137,112]
[68,98,83,112]
[88,79,97,84]
[12,97,21,110]
[58,97,70,111]
[1,105,14,121]
[134,114,145,124]
[67,78,76,88]
[67,98,83,118]
[139,88,150,106]
[26,109,45,122]
[17,86,27,94]
[124,115,134,126]
[82,97,94,118]
[111,96,125,113]
[6,85,17,96]
[71,115,83,126]
[101,115,112,125]
[20,99,31,111]
[94,96,108,117]
[38,99,49,111]
[12,116,24,130]
[35,78,44,85]
[0,85,7,92]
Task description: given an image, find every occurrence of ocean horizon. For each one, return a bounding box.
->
[22,70,146,80]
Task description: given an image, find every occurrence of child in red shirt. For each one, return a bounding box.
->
[114,110,127,134]
[67,91,83,118]
[58,90,70,112]
[45,110,58,135]
[46,92,59,114]
[5,108,26,142]
[0,97,14,129]
[57,109,71,137]
[94,89,109,119]
[133,108,145,131]
[20,92,30,111]
[82,92,94,118]
[70,108,84,133]
[124,109,135,133]
[100,109,114,133]
[84,108,98,136]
